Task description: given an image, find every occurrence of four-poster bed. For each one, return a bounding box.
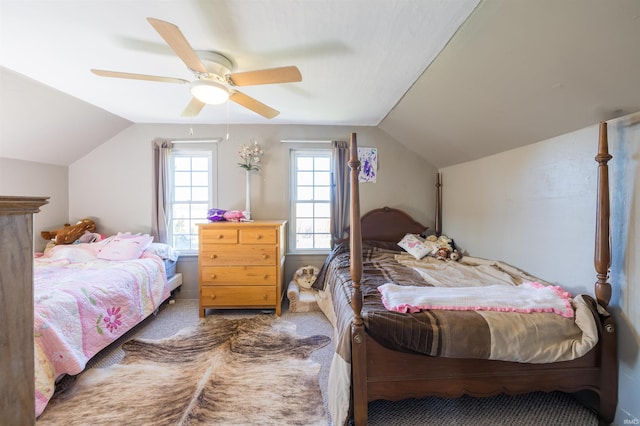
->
[315,126,617,425]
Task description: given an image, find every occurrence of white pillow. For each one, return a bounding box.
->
[144,243,179,261]
[116,232,142,237]
[97,234,154,261]
[397,233,431,260]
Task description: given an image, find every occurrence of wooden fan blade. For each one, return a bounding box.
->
[91,69,189,84]
[227,66,302,86]
[181,98,206,117]
[147,17,207,74]
[229,91,279,119]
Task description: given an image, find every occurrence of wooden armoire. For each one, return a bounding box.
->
[0,196,48,424]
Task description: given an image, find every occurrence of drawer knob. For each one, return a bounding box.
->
[263,294,268,300]
[263,274,269,279]
[256,235,262,240]
[209,254,217,259]
[261,254,268,259]
[210,294,216,299]
[210,274,217,279]
[216,234,223,239]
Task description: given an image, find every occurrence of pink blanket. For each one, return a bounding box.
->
[34,244,170,417]
[378,281,574,318]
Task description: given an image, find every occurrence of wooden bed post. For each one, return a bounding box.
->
[593,122,618,424]
[594,122,613,308]
[349,132,368,425]
[435,173,442,236]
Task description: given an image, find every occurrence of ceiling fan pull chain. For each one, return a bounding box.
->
[226,100,230,141]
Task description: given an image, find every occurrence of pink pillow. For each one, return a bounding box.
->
[97,234,154,261]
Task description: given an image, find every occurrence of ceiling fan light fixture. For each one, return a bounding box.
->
[189,80,229,104]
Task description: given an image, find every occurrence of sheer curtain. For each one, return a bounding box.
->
[151,138,173,243]
[330,140,350,247]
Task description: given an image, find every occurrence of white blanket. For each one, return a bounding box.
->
[378,281,574,318]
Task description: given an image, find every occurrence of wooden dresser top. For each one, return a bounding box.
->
[197,220,286,228]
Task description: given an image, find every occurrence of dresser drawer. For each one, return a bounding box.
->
[200,246,277,266]
[239,227,277,245]
[201,286,276,307]
[201,266,277,286]
[200,228,238,244]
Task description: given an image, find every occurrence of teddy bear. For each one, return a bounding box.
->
[293,265,320,289]
[41,219,97,245]
[287,265,322,313]
[435,247,451,260]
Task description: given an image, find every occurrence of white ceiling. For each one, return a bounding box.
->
[379,0,640,167]
[0,0,478,125]
[1,0,639,168]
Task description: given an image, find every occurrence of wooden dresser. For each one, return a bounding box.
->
[0,196,49,424]
[197,220,286,317]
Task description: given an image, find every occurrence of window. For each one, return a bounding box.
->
[290,149,332,252]
[168,144,216,253]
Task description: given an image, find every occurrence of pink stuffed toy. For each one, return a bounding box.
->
[222,210,246,222]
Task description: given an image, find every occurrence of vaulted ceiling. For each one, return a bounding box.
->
[1,0,639,167]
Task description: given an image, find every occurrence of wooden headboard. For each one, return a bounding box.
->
[360,207,427,243]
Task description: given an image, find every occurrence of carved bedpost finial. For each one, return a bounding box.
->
[349,132,364,327]
[594,122,612,308]
[435,173,442,236]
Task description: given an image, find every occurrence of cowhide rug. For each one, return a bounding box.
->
[38,315,331,426]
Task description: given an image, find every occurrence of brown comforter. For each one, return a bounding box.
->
[316,241,598,362]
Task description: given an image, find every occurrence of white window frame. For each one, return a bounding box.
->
[289,148,332,254]
[168,142,218,255]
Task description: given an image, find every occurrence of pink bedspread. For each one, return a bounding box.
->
[33,244,170,417]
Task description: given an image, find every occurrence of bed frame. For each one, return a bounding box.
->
[347,125,618,425]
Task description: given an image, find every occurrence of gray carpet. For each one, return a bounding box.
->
[60,298,599,426]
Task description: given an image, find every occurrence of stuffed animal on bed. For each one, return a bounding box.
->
[425,234,462,261]
[435,247,451,260]
[41,219,97,245]
[449,250,461,261]
[293,265,320,289]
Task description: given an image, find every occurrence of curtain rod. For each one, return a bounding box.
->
[280,139,332,144]
[172,138,222,144]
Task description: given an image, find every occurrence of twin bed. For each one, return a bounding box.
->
[315,125,617,425]
[34,235,181,417]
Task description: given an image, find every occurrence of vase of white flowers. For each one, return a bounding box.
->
[238,140,264,215]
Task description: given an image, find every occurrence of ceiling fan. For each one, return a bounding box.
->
[91,17,302,119]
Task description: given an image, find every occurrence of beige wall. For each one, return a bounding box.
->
[0,157,68,251]
[68,123,438,300]
[440,119,640,424]
[69,124,436,234]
